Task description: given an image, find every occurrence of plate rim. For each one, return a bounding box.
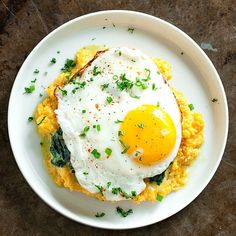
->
[7,10,229,229]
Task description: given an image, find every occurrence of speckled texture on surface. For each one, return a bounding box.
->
[0,0,235,235]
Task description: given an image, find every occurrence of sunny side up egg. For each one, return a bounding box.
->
[55,47,182,201]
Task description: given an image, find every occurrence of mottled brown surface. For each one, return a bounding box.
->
[0,0,235,235]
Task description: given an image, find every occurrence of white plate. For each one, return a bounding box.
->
[8,10,228,229]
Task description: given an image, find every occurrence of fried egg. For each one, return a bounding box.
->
[55,47,181,201]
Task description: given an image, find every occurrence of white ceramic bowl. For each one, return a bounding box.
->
[8,10,228,229]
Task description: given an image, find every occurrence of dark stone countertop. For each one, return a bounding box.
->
[0,0,235,235]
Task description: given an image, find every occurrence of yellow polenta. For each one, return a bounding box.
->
[35,45,204,203]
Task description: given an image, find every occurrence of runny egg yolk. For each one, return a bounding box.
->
[119,104,176,165]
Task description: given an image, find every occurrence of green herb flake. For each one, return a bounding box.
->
[57,51,60,54]
[107,182,111,188]
[79,126,90,137]
[93,66,102,76]
[91,149,101,159]
[31,78,37,83]
[34,69,39,74]
[115,119,123,124]
[131,191,137,197]
[59,88,67,96]
[24,85,35,94]
[152,83,158,91]
[143,68,151,81]
[39,93,43,97]
[188,104,194,111]
[105,147,112,156]
[82,109,86,114]
[130,93,140,99]
[156,102,160,108]
[116,207,133,217]
[95,212,105,218]
[83,172,89,175]
[137,123,144,129]
[37,116,46,126]
[95,185,104,195]
[157,71,161,75]
[44,72,48,76]
[96,124,101,132]
[113,75,118,80]
[101,83,109,91]
[212,98,218,103]
[61,59,76,73]
[50,58,56,64]
[135,78,148,90]
[118,131,124,136]
[28,116,34,122]
[116,73,134,91]
[106,96,113,104]
[119,140,130,154]
[112,187,122,195]
[156,195,164,202]
[131,59,136,62]
[128,28,134,34]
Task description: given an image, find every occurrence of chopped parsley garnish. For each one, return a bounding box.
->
[50,58,56,64]
[95,185,104,195]
[106,96,113,104]
[118,131,124,136]
[135,78,148,90]
[57,51,60,54]
[37,116,46,126]
[89,77,94,81]
[137,123,144,129]
[95,212,105,217]
[34,69,39,74]
[28,116,34,122]
[107,182,111,188]
[31,78,37,83]
[156,195,164,202]
[112,187,122,195]
[119,140,130,154]
[188,104,194,111]
[24,85,35,94]
[128,28,134,33]
[105,148,112,156]
[101,83,109,91]
[93,124,101,131]
[93,66,102,75]
[91,149,101,159]
[61,59,76,73]
[212,98,218,102]
[131,191,137,197]
[83,172,89,175]
[130,93,140,99]
[82,109,86,114]
[152,83,158,91]
[115,119,123,124]
[79,126,90,137]
[116,207,133,217]
[59,88,67,96]
[116,73,134,91]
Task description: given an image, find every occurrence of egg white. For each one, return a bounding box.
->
[55,47,181,200]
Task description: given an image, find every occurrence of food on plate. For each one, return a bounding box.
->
[34,45,204,202]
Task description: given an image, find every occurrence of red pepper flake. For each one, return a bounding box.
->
[88,148,91,152]
[95,104,99,109]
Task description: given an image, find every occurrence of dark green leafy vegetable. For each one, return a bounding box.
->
[116,207,133,217]
[50,128,70,167]
[149,171,165,185]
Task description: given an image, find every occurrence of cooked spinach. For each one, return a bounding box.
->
[50,128,70,167]
[149,171,165,185]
